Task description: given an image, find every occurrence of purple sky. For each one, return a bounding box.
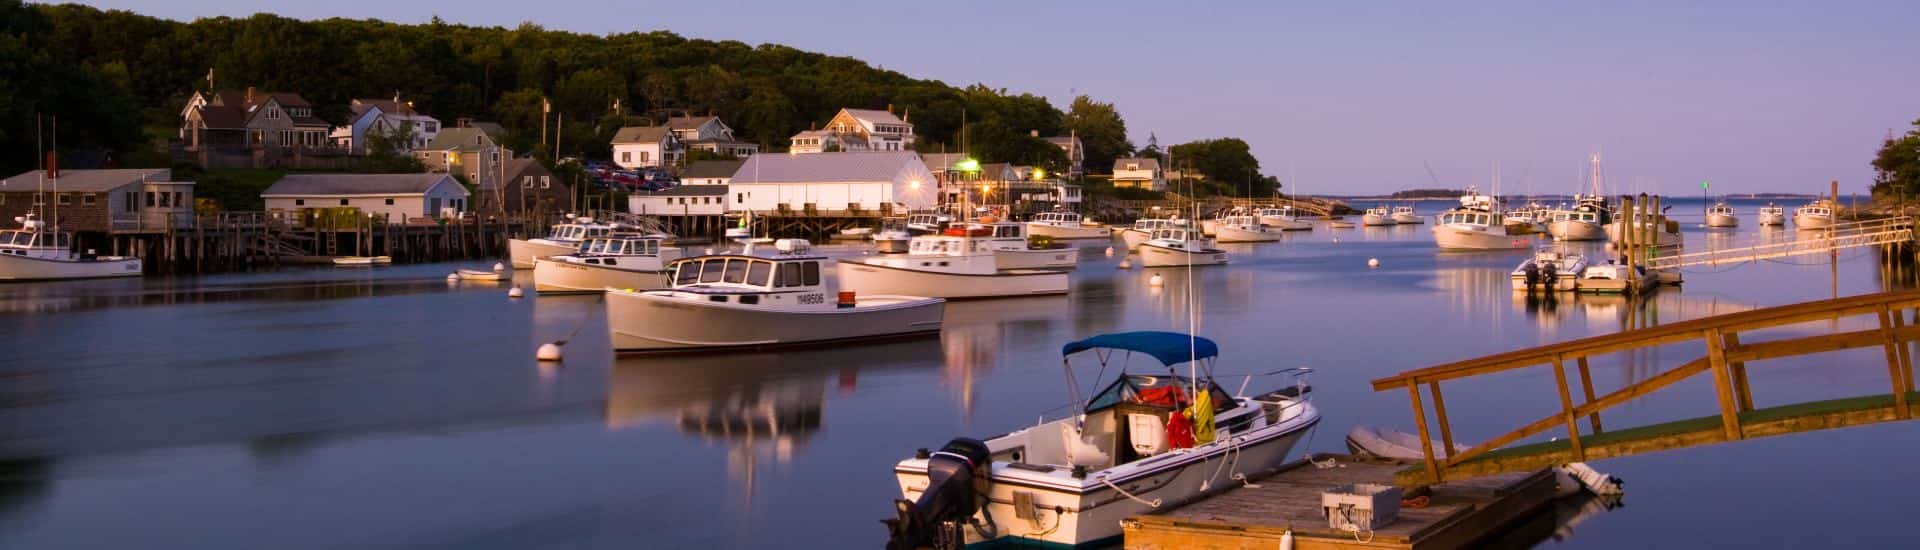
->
[70,0,1920,194]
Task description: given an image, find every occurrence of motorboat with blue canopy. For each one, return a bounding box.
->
[887,331,1321,549]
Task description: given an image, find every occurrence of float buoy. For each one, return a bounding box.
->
[1118,259,1132,269]
[493,262,506,272]
[1368,258,1380,268]
[536,343,563,362]
[447,273,460,281]
[508,286,525,298]
[1104,246,1114,257]
[1149,274,1164,286]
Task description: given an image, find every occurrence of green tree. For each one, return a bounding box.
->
[1872,118,1920,198]
[1063,95,1134,175]
[1168,137,1280,197]
[362,121,425,173]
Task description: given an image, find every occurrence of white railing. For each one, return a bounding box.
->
[1645,217,1914,270]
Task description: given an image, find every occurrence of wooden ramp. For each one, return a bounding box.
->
[1645,217,1913,270]
[1124,456,1555,550]
[1371,291,1920,486]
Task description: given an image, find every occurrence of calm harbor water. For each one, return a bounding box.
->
[1,197,1915,548]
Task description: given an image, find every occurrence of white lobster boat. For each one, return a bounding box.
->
[1390,205,1423,224]
[1118,218,1186,251]
[1026,211,1111,240]
[1509,248,1588,291]
[1253,206,1313,231]
[969,222,1079,270]
[605,242,945,352]
[1211,215,1280,243]
[886,332,1319,549]
[1757,204,1786,226]
[837,233,1069,299]
[1361,206,1396,226]
[906,212,952,236]
[1706,202,1739,228]
[875,217,912,253]
[1794,200,1836,229]
[1431,190,1534,250]
[533,233,680,294]
[1548,196,1612,241]
[0,213,142,281]
[1137,227,1228,267]
[508,219,614,268]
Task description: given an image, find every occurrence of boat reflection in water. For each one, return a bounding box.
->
[605,339,944,505]
[940,296,1077,422]
[1477,492,1624,549]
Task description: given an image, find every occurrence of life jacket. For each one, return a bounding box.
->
[1188,388,1215,445]
[1166,404,1196,449]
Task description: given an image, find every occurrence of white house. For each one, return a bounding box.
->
[330,98,442,154]
[629,185,730,216]
[1111,157,1165,191]
[728,151,937,214]
[667,116,760,157]
[611,126,682,169]
[262,173,470,221]
[787,108,915,153]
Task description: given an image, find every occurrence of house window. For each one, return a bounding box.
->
[339,199,349,206]
[58,194,71,206]
[173,192,182,208]
[267,108,279,120]
[736,193,744,203]
[621,152,631,163]
[385,198,395,205]
[82,194,96,206]
[145,192,155,207]
[158,192,170,208]
[639,151,650,164]
[295,199,305,206]
[491,150,500,165]
[280,131,293,147]
[541,176,550,189]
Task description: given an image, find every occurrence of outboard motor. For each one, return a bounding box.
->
[884,438,992,550]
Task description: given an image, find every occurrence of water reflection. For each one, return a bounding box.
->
[1480,492,1624,549]
[943,297,1077,422]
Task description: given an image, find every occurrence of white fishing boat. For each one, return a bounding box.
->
[1794,200,1835,229]
[1118,217,1186,251]
[1253,206,1313,231]
[508,218,614,268]
[533,233,681,294]
[1137,226,1228,267]
[331,255,392,266]
[874,216,912,254]
[906,212,952,236]
[605,241,945,353]
[1391,205,1423,224]
[1548,195,1613,241]
[1345,426,1470,460]
[835,227,875,241]
[1211,215,1280,243]
[1026,211,1111,240]
[837,233,1068,299]
[886,332,1319,549]
[1577,261,1657,294]
[0,213,142,281]
[1706,202,1739,228]
[1757,203,1786,226]
[968,221,1079,270]
[455,268,506,281]
[1509,248,1588,291]
[1605,216,1683,247]
[1431,190,1533,250]
[1361,206,1396,226]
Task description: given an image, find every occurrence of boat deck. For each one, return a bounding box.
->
[1123,455,1554,550]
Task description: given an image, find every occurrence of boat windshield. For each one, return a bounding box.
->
[0,231,24,246]
[1441,212,1494,226]
[1083,374,1237,416]
[672,257,814,288]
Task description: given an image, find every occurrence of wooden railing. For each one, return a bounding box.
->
[1371,290,1920,485]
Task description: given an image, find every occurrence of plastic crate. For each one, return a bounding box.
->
[1321,483,1402,531]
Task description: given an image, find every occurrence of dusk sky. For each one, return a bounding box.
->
[70,0,1920,195]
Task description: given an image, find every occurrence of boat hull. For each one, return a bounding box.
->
[1362,213,1395,226]
[1758,213,1786,226]
[895,419,1315,548]
[1548,220,1608,241]
[875,237,911,254]
[1795,214,1834,229]
[994,247,1079,270]
[1119,229,1153,251]
[1213,225,1279,243]
[1391,213,1424,224]
[0,253,142,281]
[509,239,578,269]
[1706,213,1739,228]
[605,290,945,352]
[1138,244,1229,267]
[837,261,1068,299]
[533,258,668,294]
[1027,223,1111,240]
[1431,224,1532,250]
[1257,216,1313,231]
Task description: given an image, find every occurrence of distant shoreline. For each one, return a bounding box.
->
[1323,193,1834,202]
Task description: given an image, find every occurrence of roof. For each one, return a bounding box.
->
[261,173,464,197]
[0,169,174,193]
[1114,157,1161,171]
[731,152,925,184]
[1061,331,1218,365]
[683,160,745,179]
[1044,136,1081,146]
[612,126,671,144]
[636,185,729,197]
[502,158,553,182]
[842,108,906,126]
[422,128,496,152]
[790,129,831,139]
[921,153,968,172]
[470,122,508,138]
[666,116,717,130]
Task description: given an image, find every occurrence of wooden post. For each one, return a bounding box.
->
[1407,383,1441,483]
[1705,328,1745,440]
[1622,195,1636,284]
[1550,355,1585,461]
[1895,309,1914,395]
[1575,356,1603,432]
[1428,381,1455,456]
[1878,308,1912,419]
[1724,332,1755,411]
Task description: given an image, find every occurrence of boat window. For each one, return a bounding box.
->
[605,258,618,266]
[747,261,773,286]
[699,259,725,283]
[723,258,748,283]
[674,262,700,285]
[739,295,760,305]
[803,261,821,286]
[779,262,802,287]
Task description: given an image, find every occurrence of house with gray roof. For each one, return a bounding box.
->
[179,87,330,153]
[628,184,732,216]
[417,120,512,192]
[611,125,682,169]
[262,173,469,222]
[729,151,936,214]
[681,160,745,185]
[789,108,915,154]
[0,168,194,232]
[1112,157,1165,191]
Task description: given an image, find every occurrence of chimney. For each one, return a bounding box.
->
[887,103,894,114]
[457,117,473,128]
[245,86,256,106]
[45,151,57,180]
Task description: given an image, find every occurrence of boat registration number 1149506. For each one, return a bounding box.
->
[797,293,825,305]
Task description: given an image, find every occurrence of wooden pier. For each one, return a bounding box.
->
[97,210,543,274]
[1123,455,1556,550]
[1371,290,1920,486]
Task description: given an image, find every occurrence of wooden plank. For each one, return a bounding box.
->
[1576,356,1603,432]
[1429,382,1455,455]
[1446,357,1711,469]
[1725,332,1754,412]
[1408,384,1439,484]
[1705,328,1744,441]
[1549,355,1585,461]
[1879,308,1911,419]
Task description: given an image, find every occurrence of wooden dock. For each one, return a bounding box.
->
[1123,455,1555,550]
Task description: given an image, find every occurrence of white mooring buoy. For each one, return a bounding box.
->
[447,273,460,281]
[1104,246,1114,257]
[1149,273,1164,286]
[508,286,525,298]
[536,342,563,362]
[1368,258,1380,268]
[1118,259,1132,269]
[493,262,506,272]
